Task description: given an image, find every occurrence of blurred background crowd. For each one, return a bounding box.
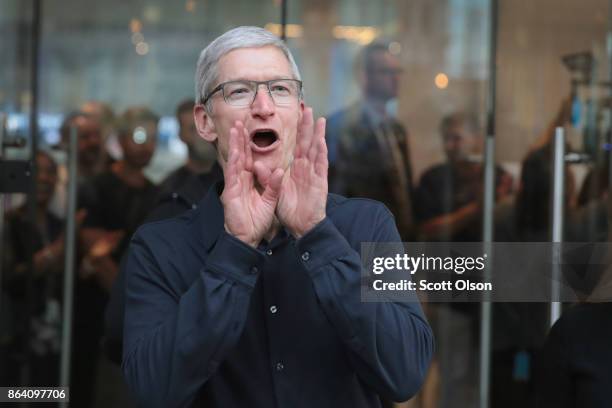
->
[1,0,611,407]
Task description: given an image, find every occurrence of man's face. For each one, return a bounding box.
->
[74,116,103,167]
[195,46,304,175]
[443,124,474,162]
[36,153,58,205]
[365,50,402,101]
[120,121,157,169]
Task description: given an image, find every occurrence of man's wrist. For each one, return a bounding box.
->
[291,215,326,239]
[223,223,259,248]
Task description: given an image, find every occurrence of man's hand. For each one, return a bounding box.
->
[222,121,284,247]
[277,107,328,238]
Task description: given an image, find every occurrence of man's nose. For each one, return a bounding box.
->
[250,84,275,118]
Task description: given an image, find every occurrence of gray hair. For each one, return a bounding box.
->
[194,26,302,109]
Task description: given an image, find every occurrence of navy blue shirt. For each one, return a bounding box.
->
[122,182,434,408]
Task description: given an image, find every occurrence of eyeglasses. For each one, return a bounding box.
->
[201,79,302,107]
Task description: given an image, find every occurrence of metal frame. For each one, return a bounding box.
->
[59,126,78,408]
[550,127,565,326]
[0,113,5,315]
[478,1,498,407]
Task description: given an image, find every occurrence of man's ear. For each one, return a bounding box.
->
[298,100,305,123]
[194,104,218,143]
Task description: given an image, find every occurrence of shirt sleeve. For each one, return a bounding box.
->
[295,206,435,402]
[122,228,265,408]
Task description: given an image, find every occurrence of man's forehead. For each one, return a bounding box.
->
[216,45,293,82]
[75,116,100,129]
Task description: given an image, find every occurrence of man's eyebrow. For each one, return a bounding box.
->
[222,76,294,82]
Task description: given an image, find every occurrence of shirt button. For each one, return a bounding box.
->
[250,266,259,274]
[275,362,284,372]
[192,204,197,209]
[301,251,310,261]
[266,249,273,256]
[270,305,277,314]
[171,192,178,199]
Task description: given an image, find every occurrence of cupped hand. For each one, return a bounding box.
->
[221,121,284,247]
[276,107,328,238]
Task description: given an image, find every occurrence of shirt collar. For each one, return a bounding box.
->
[361,100,386,128]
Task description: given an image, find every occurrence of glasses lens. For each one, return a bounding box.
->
[269,80,300,105]
[223,81,256,106]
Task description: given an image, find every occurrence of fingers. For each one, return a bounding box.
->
[261,168,285,205]
[234,121,247,172]
[253,161,272,187]
[242,124,253,171]
[296,107,314,158]
[226,121,253,187]
[314,123,328,178]
[308,117,326,164]
[234,121,252,171]
[225,126,240,184]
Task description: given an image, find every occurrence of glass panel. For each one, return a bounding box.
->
[2,1,610,406]
[1,1,282,404]
[287,1,490,407]
[494,2,610,408]
[0,0,34,161]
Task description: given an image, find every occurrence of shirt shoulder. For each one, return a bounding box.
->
[132,207,198,253]
[327,193,392,215]
[326,193,397,243]
[418,163,450,185]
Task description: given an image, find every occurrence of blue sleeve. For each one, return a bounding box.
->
[295,208,434,402]
[122,229,265,408]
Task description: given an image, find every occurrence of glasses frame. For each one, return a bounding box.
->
[201,78,303,107]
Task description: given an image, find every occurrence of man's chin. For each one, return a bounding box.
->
[252,154,289,173]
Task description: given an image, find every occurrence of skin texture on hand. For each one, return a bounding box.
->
[221,108,328,246]
[276,107,328,238]
[221,120,284,247]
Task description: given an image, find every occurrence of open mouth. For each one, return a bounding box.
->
[250,129,280,152]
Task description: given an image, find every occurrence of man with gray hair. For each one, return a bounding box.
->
[122,26,433,408]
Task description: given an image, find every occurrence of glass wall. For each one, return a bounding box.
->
[1,0,611,407]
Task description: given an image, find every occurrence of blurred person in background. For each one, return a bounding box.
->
[492,107,610,407]
[49,111,113,219]
[1,151,84,387]
[492,144,576,408]
[537,187,612,408]
[80,100,121,161]
[158,99,219,195]
[79,106,159,281]
[104,100,223,366]
[71,106,159,407]
[415,112,513,242]
[415,113,512,408]
[327,41,416,240]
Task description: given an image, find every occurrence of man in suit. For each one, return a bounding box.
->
[327,42,415,240]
